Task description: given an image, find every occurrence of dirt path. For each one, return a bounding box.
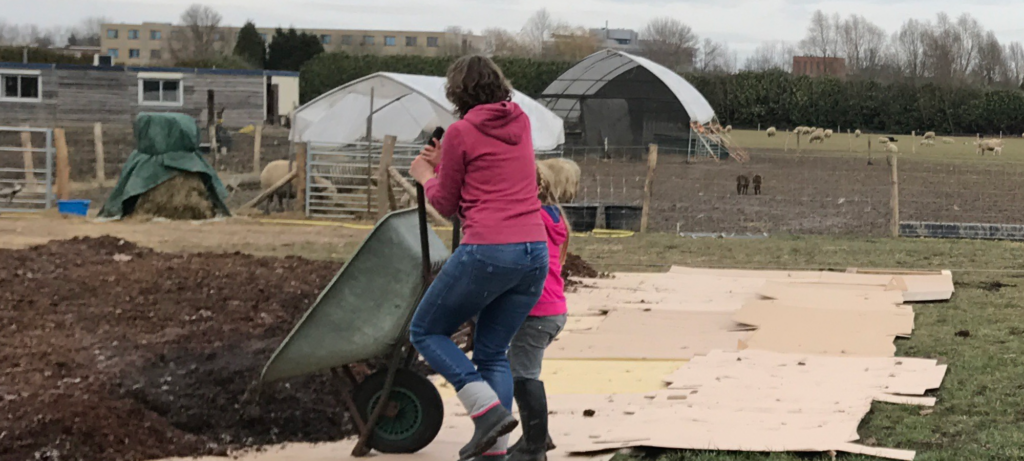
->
[0,214,371,260]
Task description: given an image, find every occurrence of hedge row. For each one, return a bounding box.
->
[686,70,1024,135]
[0,47,92,65]
[300,53,573,103]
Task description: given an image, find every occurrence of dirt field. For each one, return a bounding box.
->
[574,151,1024,236]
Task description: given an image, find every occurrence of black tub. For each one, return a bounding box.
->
[561,204,598,232]
[604,205,643,231]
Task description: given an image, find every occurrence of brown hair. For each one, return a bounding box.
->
[446,55,512,119]
[536,164,571,264]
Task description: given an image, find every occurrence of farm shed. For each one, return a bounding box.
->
[290,72,565,151]
[540,49,720,153]
[0,62,298,128]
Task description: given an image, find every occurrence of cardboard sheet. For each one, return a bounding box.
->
[733,301,915,357]
[545,310,750,360]
[562,350,945,460]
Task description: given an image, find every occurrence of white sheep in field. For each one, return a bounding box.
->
[824,129,833,138]
[878,137,890,145]
[942,137,955,144]
[976,139,1004,156]
[724,125,733,133]
[886,143,899,154]
[854,129,862,138]
[537,158,581,203]
[994,147,1004,156]
[260,159,350,214]
[923,131,936,140]
[808,129,826,144]
[766,127,777,137]
[920,139,935,147]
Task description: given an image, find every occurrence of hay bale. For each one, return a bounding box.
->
[133,173,216,220]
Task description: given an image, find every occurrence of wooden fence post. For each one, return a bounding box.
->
[377,135,397,221]
[848,129,853,152]
[890,155,899,238]
[20,130,36,190]
[253,124,263,175]
[209,125,219,171]
[640,144,658,233]
[54,128,70,201]
[295,142,307,215]
[911,131,916,155]
[93,122,105,183]
[796,132,802,154]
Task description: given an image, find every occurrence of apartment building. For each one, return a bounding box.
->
[101,23,485,66]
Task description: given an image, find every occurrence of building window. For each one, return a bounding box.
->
[151,30,162,40]
[139,77,182,106]
[107,29,118,39]
[128,29,139,40]
[129,49,141,59]
[385,36,396,47]
[1,72,41,102]
[363,35,375,46]
[427,37,439,48]
[214,32,222,41]
[321,34,332,45]
[406,36,418,47]
[108,48,119,58]
[150,49,162,60]
[341,35,354,46]
[259,33,268,42]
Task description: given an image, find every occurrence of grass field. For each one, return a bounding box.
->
[571,233,1024,461]
[727,129,1024,165]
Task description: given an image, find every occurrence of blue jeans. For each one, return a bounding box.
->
[410,242,548,410]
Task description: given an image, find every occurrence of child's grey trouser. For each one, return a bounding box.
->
[508,314,568,380]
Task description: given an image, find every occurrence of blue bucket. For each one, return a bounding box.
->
[57,199,91,216]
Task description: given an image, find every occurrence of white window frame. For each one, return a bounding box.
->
[137,72,184,107]
[0,69,43,103]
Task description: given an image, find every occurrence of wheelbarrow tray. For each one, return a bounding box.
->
[261,208,450,383]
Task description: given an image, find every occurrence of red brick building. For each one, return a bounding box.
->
[792,56,847,77]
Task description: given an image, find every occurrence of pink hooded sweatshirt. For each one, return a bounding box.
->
[530,205,569,317]
[424,102,546,245]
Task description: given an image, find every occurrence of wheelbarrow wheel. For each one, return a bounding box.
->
[353,368,444,454]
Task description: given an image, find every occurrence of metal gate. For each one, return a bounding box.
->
[306,142,419,220]
[0,126,54,213]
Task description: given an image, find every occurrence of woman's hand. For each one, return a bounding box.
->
[410,155,436,185]
[420,138,442,167]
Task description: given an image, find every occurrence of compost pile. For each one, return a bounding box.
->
[0,237,351,461]
[562,252,599,280]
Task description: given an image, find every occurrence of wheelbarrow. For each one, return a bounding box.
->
[260,196,452,455]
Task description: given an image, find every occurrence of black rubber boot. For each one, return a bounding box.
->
[508,379,550,461]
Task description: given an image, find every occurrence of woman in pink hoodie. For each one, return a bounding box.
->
[408,56,548,461]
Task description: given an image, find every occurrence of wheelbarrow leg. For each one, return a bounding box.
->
[331,368,368,436]
[352,344,406,457]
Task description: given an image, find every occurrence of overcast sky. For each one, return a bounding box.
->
[7,0,1024,61]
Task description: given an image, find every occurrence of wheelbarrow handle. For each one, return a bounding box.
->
[416,183,431,284]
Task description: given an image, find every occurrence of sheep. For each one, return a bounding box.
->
[923,131,936,140]
[942,137,955,144]
[808,129,826,144]
[920,139,935,147]
[736,175,750,195]
[824,129,833,139]
[260,160,343,214]
[877,137,890,145]
[976,139,1004,156]
[766,127,776,137]
[537,158,581,203]
[794,126,814,135]
[994,147,1003,156]
[854,129,862,138]
[752,174,763,196]
[724,125,733,133]
[886,143,899,154]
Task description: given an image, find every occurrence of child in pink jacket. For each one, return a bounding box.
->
[505,170,570,461]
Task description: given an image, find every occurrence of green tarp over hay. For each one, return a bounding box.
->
[99,113,231,219]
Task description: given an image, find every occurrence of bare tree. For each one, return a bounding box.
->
[73,16,110,46]
[695,38,733,74]
[1005,41,1024,88]
[520,9,554,56]
[443,26,477,56]
[800,10,841,73]
[639,17,698,72]
[954,13,984,80]
[483,28,530,57]
[974,31,1007,86]
[0,21,9,45]
[170,4,224,62]
[892,19,926,80]
[546,24,599,61]
[839,14,887,77]
[744,40,796,71]
[922,13,958,83]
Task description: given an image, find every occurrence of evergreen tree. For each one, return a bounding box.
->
[233,21,266,68]
[266,27,324,71]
